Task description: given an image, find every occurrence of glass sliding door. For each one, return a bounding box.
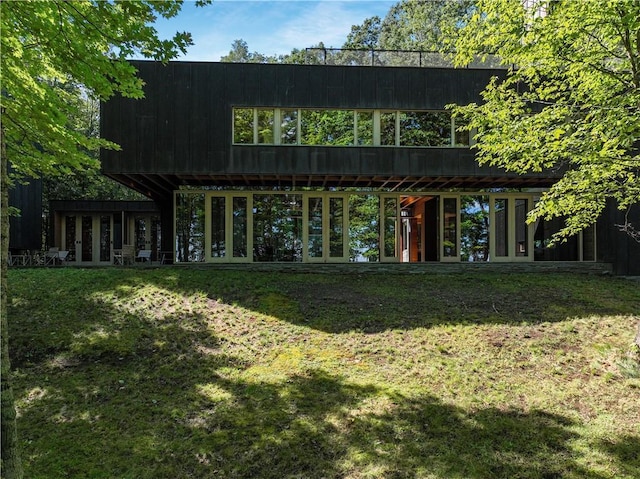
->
[515,199,529,257]
[175,192,205,263]
[307,197,323,260]
[304,195,347,263]
[232,196,248,259]
[581,225,596,261]
[441,197,459,261]
[329,197,346,259]
[81,216,93,262]
[493,198,509,258]
[460,195,489,262]
[253,194,302,262]
[349,194,380,262]
[381,196,398,261]
[63,215,77,262]
[61,214,113,264]
[99,215,112,262]
[490,195,534,261]
[210,196,226,258]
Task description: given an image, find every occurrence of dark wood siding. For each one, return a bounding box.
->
[9,178,42,251]
[597,201,640,275]
[102,62,517,180]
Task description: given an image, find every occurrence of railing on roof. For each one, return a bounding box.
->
[304,48,504,69]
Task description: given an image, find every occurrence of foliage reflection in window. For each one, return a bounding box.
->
[515,199,529,257]
[257,109,274,144]
[308,197,323,258]
[460,195,489,262]
[380,112,396,146]
[400,111,451,146]
[349,194,380,262]
[383,197,397,258]
[301,110,354,145]
[329,197,344,257]
[454,115,471,146]
[233,197,247,258]
[175,192,205,262]
[253,194,303,262]
[356,111,373,145]
[494,198,508,257]
[211,196,225,258]
[234,108,470,147]
[281,109,298,144]
[443,197,457,257]
[233,108,253,144]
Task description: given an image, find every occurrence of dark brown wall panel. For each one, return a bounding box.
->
[101,62,520,181]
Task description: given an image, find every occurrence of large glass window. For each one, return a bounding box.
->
[257,109,274,144]
[234,108,474,147]
[454,116,471,146]
[82,215,93,262]
[329,197,344,257]
[175,192,205,262]
[65,215,76,258]
[356,111,373,146]
[460,195,489,262]
[100,215,111,262]
[253,194,303,262]
[233,108,253,144]
[211,196,226,257]
[380,112,396,146]
[494,199,509,257]
[308,197,323,258]
[232,197,247,258]
[383,197,397,258]
[281,109,298,144]
[300,110,354,145]
[443,197,458,258]
[349,194,380,262]
[582,225,595,261]
[399,111,452,147]
[515,199,529,257]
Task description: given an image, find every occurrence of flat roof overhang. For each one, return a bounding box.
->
[105,172,560,200]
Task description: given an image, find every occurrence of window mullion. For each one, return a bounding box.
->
[253,109,258,144]
[395,111,400,146]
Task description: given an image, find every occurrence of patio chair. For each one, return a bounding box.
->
[136,249,152,264]
[44,247,60,266]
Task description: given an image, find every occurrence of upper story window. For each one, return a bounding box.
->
[232,108,473,147]
[400,111,452,146]
[301,110,355,146]
[234,108,276,144]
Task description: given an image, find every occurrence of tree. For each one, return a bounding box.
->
[40,82,146,204]
[221,39,275,63]
[343,16,383,50]
[0,1,208,477]
[379,0,475,51]
[448,0,640,241]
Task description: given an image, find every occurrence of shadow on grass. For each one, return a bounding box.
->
[143,269,640,333]
[7,268,639,478]
[14,361,608,479]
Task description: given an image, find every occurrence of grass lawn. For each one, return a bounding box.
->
[7,268,640,479]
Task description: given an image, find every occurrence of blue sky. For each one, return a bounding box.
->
[154,0,396,62]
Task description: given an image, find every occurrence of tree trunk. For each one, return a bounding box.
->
[1,110,24,478]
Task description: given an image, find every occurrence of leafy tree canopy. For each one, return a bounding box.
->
[1,0,206,181]
[379,0,475,51]
[1,2,208,478]
[221,39,276,63]
[448,0,640,240]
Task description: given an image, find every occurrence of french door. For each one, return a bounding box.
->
[62,214,113,264]
[304,194,348,262]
